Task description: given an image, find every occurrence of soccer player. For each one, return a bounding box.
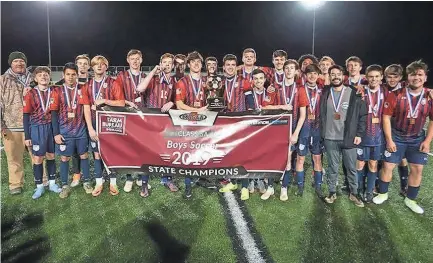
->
[297,54,319,86]
[23,66,62,199]
[237,48,258,81]
[50,63,92,198]
[318,56,335,85]
[373,60,433,214]
[174,54,187,83]
[80,55,126,197]
[175,51,208,198]
[344,56,367,86]
[356,65,386,203]
[114,49,147,191]
[205,56,218,77]
[137,53,179,194]
[261,50,287,86]
[294,64,324,198]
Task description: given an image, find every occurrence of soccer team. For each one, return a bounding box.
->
[3,48,432,215]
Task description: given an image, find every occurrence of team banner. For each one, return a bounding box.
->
[97,106,292,179]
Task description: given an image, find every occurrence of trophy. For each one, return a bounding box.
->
[205,75,226,111]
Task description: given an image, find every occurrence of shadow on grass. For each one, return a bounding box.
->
[1,206,51,263]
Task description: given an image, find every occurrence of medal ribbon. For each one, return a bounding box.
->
[406,88,425,118]
[225,76,237,103]
[367,87,381,117]
[189,75,202,101]
[274,71,284,85]
[330,87,346,113]
[63,84,78,110]
[282,82,296,105]
[305,85,319,114]
[253,89,266,109]
[128,69,142,93]
[92,77,106,101]
[36,86,51,113]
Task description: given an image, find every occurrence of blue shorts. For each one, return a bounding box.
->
[89,140,99,153]
[297,136,323,156]
[56,137,89,156]
[30,124,55,156]
[383,135,427,165]
[357,145,384,161]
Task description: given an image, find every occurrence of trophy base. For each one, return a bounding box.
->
[207,97,226,112]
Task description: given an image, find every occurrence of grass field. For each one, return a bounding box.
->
[2,150,433,263]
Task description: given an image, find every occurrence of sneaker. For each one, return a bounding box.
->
[166,181,179,192]
[110,184,119,196]
[280,187,288,201]
[241,188,250,200]
[48,183,62,193]
[248,180,255,194]
[123,181,133,193]
[136,179,142,187]
[365,192,374,203]
[140,183,150,198]
[219,182,238,193]
[404,197,424,214]
[325,193,337,204]
[257,180,266,194]
[373,193,389,205]
[261,187,275,200]
[70,173,81,187]
[32,186,45,200]
[83,182,93,194]
[184,185,192,199]
[92,185,103,197]
[10,187,23,195]
[295,185,304,197]
[349,193,365,207]
[315,187,323,199]
[59,185,71,199]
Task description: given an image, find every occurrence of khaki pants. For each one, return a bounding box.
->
[2,130,47,190]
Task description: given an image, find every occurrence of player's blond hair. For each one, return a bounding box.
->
[160,53,174,63]
[91,55,109,67]
[75,54,90,64]
[127,49,143,58]
[320,56,335,65]
[33,66,51,76]
[242,48,256,57]
[384,64,404,76]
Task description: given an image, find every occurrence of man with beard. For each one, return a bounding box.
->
[374,60,433,214]
[175,51,208,198]
[174,54,187,83]
[137,53,179,194]
[320,65,367,207]
[237,48,258,81]
[114,49,147,192]
[80,55,125,197]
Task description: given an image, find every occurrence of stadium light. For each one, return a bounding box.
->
[46,0,60,68]
[301,0,325,56]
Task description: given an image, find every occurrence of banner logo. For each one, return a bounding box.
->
[99,114,126,135]
[179,112,208,122]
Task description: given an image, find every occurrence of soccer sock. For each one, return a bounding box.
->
[80,158,90,182]
[366,171,377,193]
[142,174,149,184]
[282,170,291,187]
[33,163,43,185]
[95,178,103,186]
[398,166,409,190]
[406,186,420,200]
[185,177,192,186]
[314,170,323,188]
[94,159,103,178]
[378,179,389,194]
[110,178,117,185]
[357,169,365,192]
[72,155,80,174]
[241,179,249,188]
[49,180,56,186]
[46,159,56,181]
[296,171,305,187]
[126,174,133,181]
[60,160,69,186]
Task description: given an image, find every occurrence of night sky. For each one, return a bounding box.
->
[2,1,433,82]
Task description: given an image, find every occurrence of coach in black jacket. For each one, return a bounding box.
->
[319,65,367,207]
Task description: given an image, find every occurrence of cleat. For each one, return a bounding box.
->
[70,173,81,187]
[315,187,324,199]
[365,192,374,203]
[123,181,133,193]
[184,185,192,199]
[136,179,142,187]
[349,193,365,208]
[241,188,250,200]
[295,186,304,197]
[83,182,93,194]
[248,180,255,194]
[92,185,103,197]
[59,185,71,199]
[219,182,238,193]
[280,187,288,201]
[373,193,389,205]
[48,183,62,193]
[404,197,424,214]
[32,186,45,200]
[261,187,275,200]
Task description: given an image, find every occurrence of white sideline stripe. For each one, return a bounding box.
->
[223,191,266,263]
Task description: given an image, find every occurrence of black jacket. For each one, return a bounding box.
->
[320,85,368,148]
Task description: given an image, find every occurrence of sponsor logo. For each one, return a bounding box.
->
[99,115,126,135]
[179,112,207,122]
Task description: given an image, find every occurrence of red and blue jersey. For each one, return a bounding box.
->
[260,66,285,87]
[175,75,208,108]
[300,85,322,137]
[114,70,147,103]
[142,73,175,108]
[360,86,386,146]
[23,86,54,125]
[223,76,251,112]
[237,65,258,82]
[344,75,368,86]
[50,85,87,139]
[383,87,433,141]
[251,88,278,110]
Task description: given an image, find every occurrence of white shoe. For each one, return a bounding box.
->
[373,193,389,205]
[136,179,142,187]
[280,187,288,201]
[123,181,133,192]
[404,197,424,214]
[248,180,255,194]
[261,187,275,200]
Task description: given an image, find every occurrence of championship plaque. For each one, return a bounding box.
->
[205,75,226,111]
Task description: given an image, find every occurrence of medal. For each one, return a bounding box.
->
[274,71,284,85]
[282,81,296,106]
[330,87,346,120]
[128,69,142,94]
[406,88,425,124]
[308,114,315,120]
[253,89,265,109]
[305,85,319,117]
[36,86,51,115]
[194,101,201,107]
[367,87,382,122]
[189,75,203,106]
[372,117,380,124]
[92,77,106,101]
[68,112,75,118]
[63,84,78,113]
[225,76,237,104]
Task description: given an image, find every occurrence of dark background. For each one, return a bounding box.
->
[2,1,433,83]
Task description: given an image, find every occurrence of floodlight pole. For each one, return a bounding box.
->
[47,2,52,68]
[312,8,316,56]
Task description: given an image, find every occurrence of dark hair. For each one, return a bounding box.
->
[384,64,404,76]
[298,54,318,65]
[273,50,287,59]
[328,65,345,74]
[205,56,218,64]
[284,59,300,70]
[304,64,321,74]
[252,68,265,76]
[406,60,428,75]
[365,64,383,76]
[63,62,78,73]
[186,51,204,64]
[223,54,237,64]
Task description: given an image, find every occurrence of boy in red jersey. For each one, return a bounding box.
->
[237,48,258,81]
[373,60,433,214]
[23,66,62,199]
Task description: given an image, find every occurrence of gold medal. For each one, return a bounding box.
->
[68,112,75,118]
[308,114,315,120]
[409,118,416,125]
[372,117,380,124]
[194,101,201,108]
[334,113,340,120]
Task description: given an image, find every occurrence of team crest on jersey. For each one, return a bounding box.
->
[78,90,82,95]
[357,148,363,155]
[384,150,391,158]
[264,96,270,102]
[168,84,173,89]
[60,145,66,152]
[32,145,40,151]
[234,82,239,88]
[50,98,54,104]
[103,83,108,88]
[384,102,389,108]
[421,98,426,105]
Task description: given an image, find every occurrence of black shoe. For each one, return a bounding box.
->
[315,187,324,199]
[184,185,192,199]
[296,186,304,197]
[365,192,374,203]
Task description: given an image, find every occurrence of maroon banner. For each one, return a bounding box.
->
[97,107,292,178]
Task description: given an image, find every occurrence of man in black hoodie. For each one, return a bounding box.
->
[319,65,367,207]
